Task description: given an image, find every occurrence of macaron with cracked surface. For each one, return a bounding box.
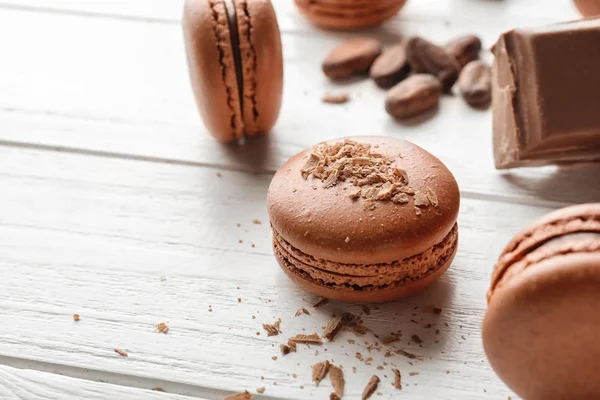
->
[483,203,600,400]
[183,0,283,142]
[267,137,460,303]
[294,0,408,30]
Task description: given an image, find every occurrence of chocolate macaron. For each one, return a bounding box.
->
[574,0,600,16]
[483,204,600,399]
[183,0,283,142]
[294,0,408,30]
[267,137,460,303]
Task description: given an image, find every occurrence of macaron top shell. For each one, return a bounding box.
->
[267,137,460,265]
[183,0,283,142]
[489,203,600,300]
[484,204,600,400]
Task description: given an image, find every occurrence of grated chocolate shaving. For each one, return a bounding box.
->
[289,333,322,344]
[426,187,439,207]
[413,191,430,207]
[311,297,329,308]
[322,92,350,104]
[393,368,402,389]
[155,322,169,334]
[114,349,128,357]
[262,319,282,337]
[256,387,265,394]
[287,340,297,352]
[224,390,252,400]
[295,306,310,317]
[300,139,419,209]
[382,336,398,345]
[312,360,331,386]
[362,375,380,400]
[397,349,419,360]
[411,334,423,344]
[329,365,345,397]
[322,316,344,341]
[409,372,419,376]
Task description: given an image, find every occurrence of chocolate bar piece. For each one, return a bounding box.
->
[492,18,600,169]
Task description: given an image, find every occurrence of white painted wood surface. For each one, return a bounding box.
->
[0,0,594,399]
[0,365,195,400]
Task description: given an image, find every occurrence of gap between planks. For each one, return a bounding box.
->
[0,137,585,211]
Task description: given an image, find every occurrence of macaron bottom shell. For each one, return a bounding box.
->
[294,0,407,30]
[273,223,458,303]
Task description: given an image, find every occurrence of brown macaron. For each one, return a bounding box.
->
[483,204,600,400]
[183,0,283,142]
[294,0,408,30]
[573,0,600,16]
[267,137,460,303]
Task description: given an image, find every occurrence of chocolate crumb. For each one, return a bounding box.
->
[322,92,350,104]
[322,316,344,341]
[330,394,341,400]
[329,365,345,397]
[392,369,402,389]
[362,305,371,315]
[362,375,380,400]
[287,341,297,352]
[365,357,373,365]
[238,298,242,302]
[413,191,430,207]
[252,315,256,319]
[224,390,251,400]
[256,387,265,394]
[411,334,423,344]
[295,306,310,317]
[376,366,384,370]
[311,297,329,308]
[155,322,169,334]
[409,372,419,376]
[256,332,260,336]
[272,356,278,361]
[348,339,356,344]
[262,319,282,337]
[216,172,222,177]
[252,219,261,225]
[433,307,443,314]
[280,344,291,355]
[382,336,398,345]
[426,187,439,207]
[397,349,419,360]
[312,360,331,386]
[73,314,80,322]
[289,333,322,344]
[114,349,128,357]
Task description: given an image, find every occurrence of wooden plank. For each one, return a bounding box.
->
[0,365,197,399]
[0,0,579,27]
[0,147,559,398]
[0,5,596,209]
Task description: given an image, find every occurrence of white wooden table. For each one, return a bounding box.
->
[0,1,597,399]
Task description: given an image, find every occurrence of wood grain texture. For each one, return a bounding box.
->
[0,365,196,399]
[0,1,595,210]
[0,0,591,399]
[0,146,561,398]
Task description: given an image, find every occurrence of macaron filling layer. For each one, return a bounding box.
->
[273,223,458,291]
[489,215,600,301]
[224,0,245,119]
